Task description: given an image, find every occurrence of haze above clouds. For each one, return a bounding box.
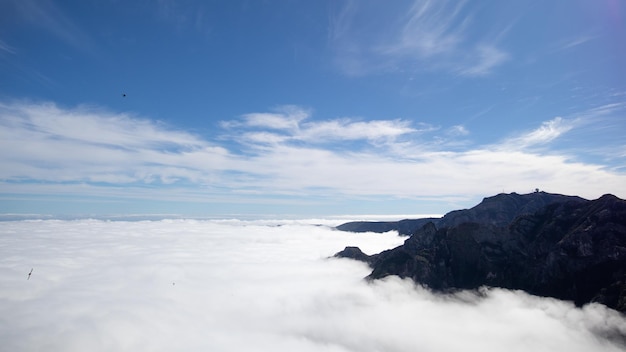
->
[1,220,624,351]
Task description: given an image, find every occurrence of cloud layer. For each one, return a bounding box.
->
[0,220,624,351]
[1,100,625,212]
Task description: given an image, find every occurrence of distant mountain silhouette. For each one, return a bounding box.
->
[335,192,626,312]
[336,218,439,235]
[336,191,584,235]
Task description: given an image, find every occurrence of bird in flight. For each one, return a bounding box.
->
[27,268,33,280]
[122,93,127,97]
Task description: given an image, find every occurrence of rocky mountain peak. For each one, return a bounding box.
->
[334,193,626,312]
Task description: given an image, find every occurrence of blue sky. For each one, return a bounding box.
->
[1,0,625,218]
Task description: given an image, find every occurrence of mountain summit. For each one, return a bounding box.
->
[335,192,626,312]
[336,191,584,235]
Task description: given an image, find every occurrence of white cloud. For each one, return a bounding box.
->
[0,220,623,351]
[240,131,290,146]
[224,105,420,145]
[240,105,311,131]
[0,101,233,184]
[2,102,206,150]
[300,119,417,142]
[1,101,625,207]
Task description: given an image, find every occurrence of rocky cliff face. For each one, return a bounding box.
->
[335,193,626,312]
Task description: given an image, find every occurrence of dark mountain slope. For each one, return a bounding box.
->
[335,194,626,312]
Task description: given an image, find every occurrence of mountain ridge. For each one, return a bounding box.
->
[336,191,585,235]
[334,192,626,312]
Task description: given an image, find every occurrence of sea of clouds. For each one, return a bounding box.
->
[0,219,624,351]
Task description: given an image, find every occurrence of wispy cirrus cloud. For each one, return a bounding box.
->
[329,0,510,76]
[8,0,97,54]
[0,102,233,185]
[457,44,510,77]
[381,0,468,59]
[1,101,625,211]
[153,0,212,35]
[3,102,206,150]
[0,39,16,55]
[500,117,577,150]
[557,35,597,51]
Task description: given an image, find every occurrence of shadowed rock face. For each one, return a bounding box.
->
[335,193,626,312]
